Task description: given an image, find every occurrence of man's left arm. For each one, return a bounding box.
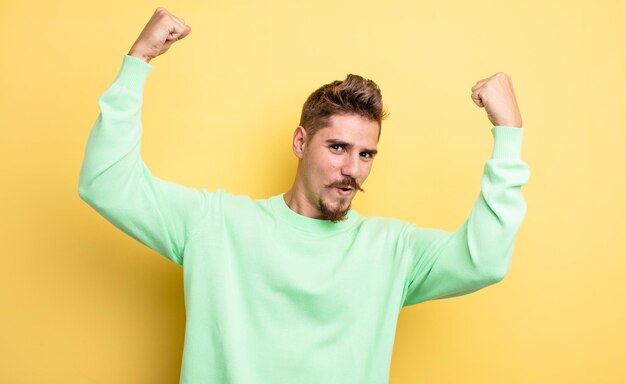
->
[402,73,529,306]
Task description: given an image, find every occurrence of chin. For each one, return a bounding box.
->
[327,195,350,208]
[318,196,352,222]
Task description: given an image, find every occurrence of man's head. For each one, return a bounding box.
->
[299,74,387,141]
[287,74,388,223]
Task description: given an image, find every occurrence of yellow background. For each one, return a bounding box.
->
[1,0,625,382]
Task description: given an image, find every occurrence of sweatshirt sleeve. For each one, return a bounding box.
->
[78,55,209,266]
[401,126,530,306]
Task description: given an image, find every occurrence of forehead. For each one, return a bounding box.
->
[313,114,380,147]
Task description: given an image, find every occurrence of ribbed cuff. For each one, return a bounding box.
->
[112,54,154,92]
[490,126,524,160]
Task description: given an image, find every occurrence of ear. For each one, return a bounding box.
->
[292,126,307,159]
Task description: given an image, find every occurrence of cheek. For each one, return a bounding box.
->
[313,153,341,174]
[304,153,335,185]
[359,164,373,182]
[327,157,343,170]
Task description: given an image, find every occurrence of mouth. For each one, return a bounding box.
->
[336,187,353,196]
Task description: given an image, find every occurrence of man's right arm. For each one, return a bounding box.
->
[78,8,206,266]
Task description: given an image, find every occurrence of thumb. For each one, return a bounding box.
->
[471,92,484,108]
[179,25,191,39]
[173,25,191,41]
[165,24,191,42]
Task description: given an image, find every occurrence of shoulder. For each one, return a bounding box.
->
[357,215,448,247]
[357,215,415,236]
[198,188,267,215]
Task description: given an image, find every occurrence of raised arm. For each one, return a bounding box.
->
[78,8,206,266]
[402,73,529,306]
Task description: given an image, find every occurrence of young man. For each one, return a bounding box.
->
[78,7,529,384]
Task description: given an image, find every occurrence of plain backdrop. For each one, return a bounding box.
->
[1,0,625,383]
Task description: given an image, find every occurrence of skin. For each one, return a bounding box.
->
[127,7,524,220]
[471,72,523,128]
[283,114,380,221]
[127,7,191,63]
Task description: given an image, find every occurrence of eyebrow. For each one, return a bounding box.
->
[325,139,378,155]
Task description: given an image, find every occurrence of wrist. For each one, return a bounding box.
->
[495,119,522,128]
[127,48,151,63]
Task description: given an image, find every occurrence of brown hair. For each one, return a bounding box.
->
[299,74,388,140]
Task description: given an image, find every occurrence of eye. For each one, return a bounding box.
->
[360,152,373,159]
[330,144,345,152]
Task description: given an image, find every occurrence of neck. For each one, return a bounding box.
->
[283,180,323,220]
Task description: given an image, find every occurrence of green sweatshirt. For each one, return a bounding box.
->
[78,54,530,384]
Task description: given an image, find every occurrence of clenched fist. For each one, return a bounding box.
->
[128,7,191,63]
[471,72,522,128]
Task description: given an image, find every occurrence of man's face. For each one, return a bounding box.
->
[297,113,380,222]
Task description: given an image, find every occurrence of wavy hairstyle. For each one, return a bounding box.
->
[299,74,388,140]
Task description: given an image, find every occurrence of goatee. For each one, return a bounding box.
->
[318,198,351,223]
[319,176,364,223]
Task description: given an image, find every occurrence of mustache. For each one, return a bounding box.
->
[327,177,365,192]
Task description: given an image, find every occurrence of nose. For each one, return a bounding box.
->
[340,152,360,179]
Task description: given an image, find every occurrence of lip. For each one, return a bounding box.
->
[335,187,353,196]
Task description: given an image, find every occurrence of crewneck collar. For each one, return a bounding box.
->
[269,193,362,234]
